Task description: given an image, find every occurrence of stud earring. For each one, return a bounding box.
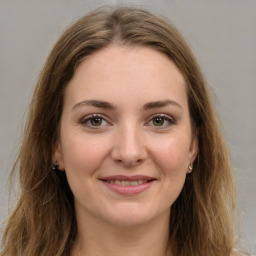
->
[52,161,59,171]
[188,164,193,172]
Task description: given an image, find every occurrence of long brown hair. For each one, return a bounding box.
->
[1,6,239,256]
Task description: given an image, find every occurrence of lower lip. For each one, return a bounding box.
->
[100,180,155,195]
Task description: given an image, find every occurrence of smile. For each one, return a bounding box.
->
[105,180,148,186]
[99,175,156,195]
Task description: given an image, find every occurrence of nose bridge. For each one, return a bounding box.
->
[111,121,147,166]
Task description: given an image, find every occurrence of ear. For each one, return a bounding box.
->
[188,130,198,167]
[52,141,65,171]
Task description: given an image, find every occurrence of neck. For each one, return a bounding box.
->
[71,210,172,256]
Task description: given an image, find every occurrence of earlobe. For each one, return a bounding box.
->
[187,163,193,173]
[187,135,198,174]
[52,141,65,171]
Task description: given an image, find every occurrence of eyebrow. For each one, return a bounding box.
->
[143,99,182,110]
[72,99,182,111]
[72,100,116,111]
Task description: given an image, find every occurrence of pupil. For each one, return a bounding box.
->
[153,117,164,126]
[91,117,102,126]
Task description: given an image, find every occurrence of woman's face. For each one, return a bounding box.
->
[53,46,197,227]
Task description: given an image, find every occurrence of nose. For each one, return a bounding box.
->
[111,124,147,167]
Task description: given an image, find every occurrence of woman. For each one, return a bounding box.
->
[1,6,241,256]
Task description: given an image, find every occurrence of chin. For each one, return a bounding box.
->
[102,204,163,228]
[106,215,153,228]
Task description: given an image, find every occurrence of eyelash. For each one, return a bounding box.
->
[146,114,175,129]
[79,113,175,129]
[80,114,110,129]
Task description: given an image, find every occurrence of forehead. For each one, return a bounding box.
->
[64,45,187,108]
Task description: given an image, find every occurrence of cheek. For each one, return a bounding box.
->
[61,131,110,176]
[61,133,111,203]
[151,137,190,206]
[151,135,191,175]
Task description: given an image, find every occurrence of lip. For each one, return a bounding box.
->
[100,175,155,181]
[99,175,156,195]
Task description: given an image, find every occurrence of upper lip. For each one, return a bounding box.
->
[99,175,156,181]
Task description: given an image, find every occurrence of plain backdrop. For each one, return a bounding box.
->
[0,0,255,254]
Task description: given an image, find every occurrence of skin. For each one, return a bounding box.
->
[53,45,198,256]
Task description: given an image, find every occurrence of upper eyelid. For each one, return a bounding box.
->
[146,113,175,122]
[151,113,173,118]
[81,113,108,121]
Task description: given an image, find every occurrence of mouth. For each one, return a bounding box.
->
[99,175,156,195]
[103,180,149,186]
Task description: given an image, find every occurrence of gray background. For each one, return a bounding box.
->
[0,0,255,254]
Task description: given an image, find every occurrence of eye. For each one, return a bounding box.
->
[147,114,175,128]
[80,114,110,129]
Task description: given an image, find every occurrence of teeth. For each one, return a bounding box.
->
[121,181,129,186]
[106,180,147,186]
